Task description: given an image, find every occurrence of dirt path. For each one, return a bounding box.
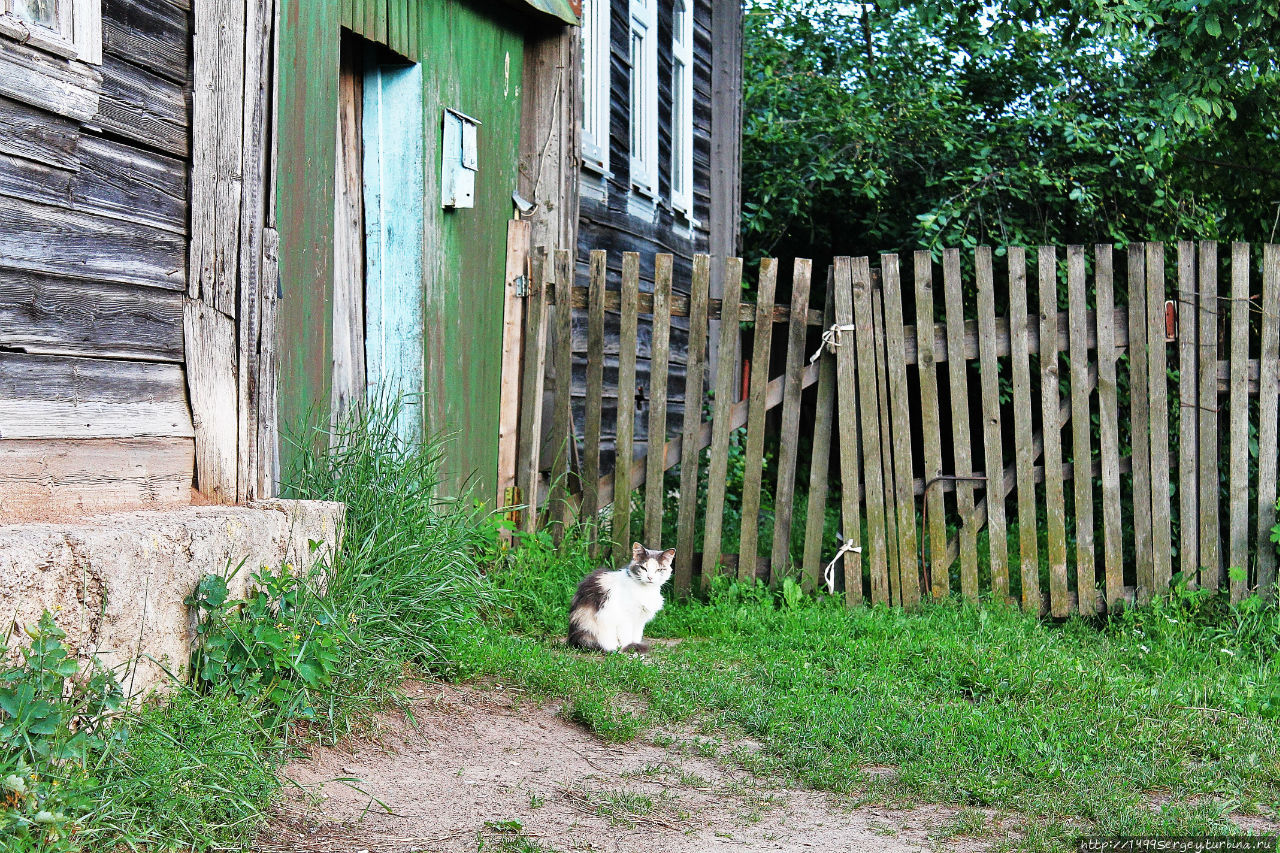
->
[257,682,1001,853]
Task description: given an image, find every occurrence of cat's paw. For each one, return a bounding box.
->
[621,642,650,655]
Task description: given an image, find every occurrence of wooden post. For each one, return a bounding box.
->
[519,249,550,534]
[497,219,531,512]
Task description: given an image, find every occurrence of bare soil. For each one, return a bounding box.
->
[256,682,1006,853]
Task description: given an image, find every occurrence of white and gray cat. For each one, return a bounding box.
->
[568,542,674,653]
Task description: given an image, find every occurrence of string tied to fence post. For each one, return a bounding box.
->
[823,539,863,595]
[809,323,857,364]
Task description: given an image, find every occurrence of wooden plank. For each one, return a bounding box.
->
[943,248,977,601]
[674,255,711,593]
[801,267,837,593]
[1095,246,1125,609]
[702,257,745,586]
[332,55,366,431]
[1146,242,1172,596]
[1257,244,1280,597]
[882,254,919,606]
[0,437,193,518]
[1008,247,1040,612]
[832,257,863,604]
[581,250,607,550]
[1128,245,1154,599]
[1036,247,1068,614]
[97,55,189,157]
[0,195,186,291]
[915,251,947,597]
[1197,240,1221,590]
[0,148,76,212]
[645,254,675,544]
[496,220,530,508]
[256,227,280,498]
[102,0,190,83]
[0,351,192,441]
[769,258,813,582]
[0,268,183,361]
[612,252,641,565]
[1227,242,1250,601]
[549,248,576,540]
[975,246,1008,602]
[0,95,81,171]
[518,249,549,534]
[74,135,188,236]
[853,256,890,604]
[183,298,237,503]
[737,258,779,582]
[0,39,99,122]
[1067,245,1096,614]
[871,288,902,603]
[1176,241,1198,585]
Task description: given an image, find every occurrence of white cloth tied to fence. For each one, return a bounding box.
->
[809,323,857,364]
[823,539,863,594]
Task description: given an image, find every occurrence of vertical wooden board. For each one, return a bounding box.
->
[675,255,712,594]
[1146,242,1172,596]
[645,254,675,545]
[738,259,779,582]
[1256,245,1280,596]
[1176,241,1198,585]
[1067,245,1096,613]
[184,298,238,503]
[769,258,814,581]
[549,249,575,539]
[882,254,920,606]
[915,251,948,597]
[832,257,864,604]
[1095,246,1125,610]
[1039,247,1069,615]
[802,267,837,593]
[975,247,1008,601]
[1127,245,1154,599]
[496,219,530,507]
[518,249,549,534]
[581,250,607,550]
[257,227,281,497]
[853,256,890,604]
[1198,241,1221,590]
[1008,247,1041,612]
[872,289,902,604]
[943,249,978,600]
[1227,242,1250,600]
[703,257,745,585]
[612,252,641,565]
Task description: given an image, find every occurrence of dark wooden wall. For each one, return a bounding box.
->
[573,0,731,476]
[0,0,195,517]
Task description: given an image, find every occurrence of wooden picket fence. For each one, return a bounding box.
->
[500,239,1280,616]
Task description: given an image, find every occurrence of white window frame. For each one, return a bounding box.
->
[0,0,101,64]
[581,0,611,174]
[628,0,658,197]
[670,0,693,216]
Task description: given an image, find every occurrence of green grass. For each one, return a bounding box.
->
[452,529,1280,848]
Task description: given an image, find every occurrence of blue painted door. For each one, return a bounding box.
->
[362,56,425,439]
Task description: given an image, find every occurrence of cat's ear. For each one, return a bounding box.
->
[660,548,676,567]
[632,542,646,562]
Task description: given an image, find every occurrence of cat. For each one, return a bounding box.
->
[567,542,675,653]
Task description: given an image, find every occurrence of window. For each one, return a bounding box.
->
[670,0,693,215]
[581,0,610,173]
[628,0,657,196]
[0,0,101,63]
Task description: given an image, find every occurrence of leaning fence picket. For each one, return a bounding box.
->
[1146,242,1172,597]
[644,254,674,546]
[833,256,864,604]
[975,246,1008,601]
[1127,245,1154,598]
[1008,247,1040,611]
[1039,247,1069,616]
[674,255,711,595]
[1257,245,1280,596]
[611,252,641,564]
[581,250,607,552]
[943,249,978,600]
[871,289,903,604]
[853,256,891,604]
[1228,242,1250,602]
[915,251,948,597]
[737,258,778,581]
[519,248,549,534]
[1067,245,1096,614]
[881,254,920,606]
[702,257,744,587]
[1095,246,1125,609]
[770,259,813,582]
[1197,240,1220,590]
[802,268,837,593]
[1176,241,1198,586]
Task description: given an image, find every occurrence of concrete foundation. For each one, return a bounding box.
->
[0,500,344,696]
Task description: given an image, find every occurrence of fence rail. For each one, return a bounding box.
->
[501,239,1280,615]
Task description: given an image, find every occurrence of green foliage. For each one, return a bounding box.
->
[742,0,1280,261]
[185,566,344,720]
